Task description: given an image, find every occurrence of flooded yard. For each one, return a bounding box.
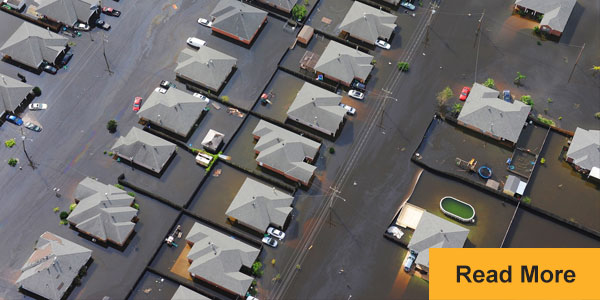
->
[251,70,307,123]
[129,271,180,300]
[184,104,245,152]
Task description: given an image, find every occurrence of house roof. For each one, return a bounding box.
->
[0,73,32,112]
[175,47,237,92]
[457,83,531,143]
[35,0,99,25]
[186,222,260,296]
[261,0,295,12]
[515,0,576,33]
[253,120,320,184]
[315,41,374,84]
[111,127,176,173]
[137,87,208,137]
[226,177,293,232]
[171,285,209,300]
[0,22,67,68]
[67,177,137,245]
[210,0,268,43]
[504,175,521,193]
[566,127,600,171]
[339,1,397,44]
[16,232,92,300]
[287,82,346,134]
[408,212,469,269]
[201,129,224,151]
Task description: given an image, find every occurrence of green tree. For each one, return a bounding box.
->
[59,211,69,220]
[533,26,540,35]
[8,158,18,167]
[5,138,16,148]
[520,95,533,106]
[32,86,42,97]
[436,86,453,109]
[292,4,307,21]
[595,112,600,119]
[514,72,526,85]
[252,261,263,277]
[452,103,463,115]
[107,119,118,133]
[397,62,410,72]
[483,78,495,88]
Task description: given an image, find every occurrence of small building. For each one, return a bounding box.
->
[201,129,224,153]
[226,177,293,233]
[171,285,209,300]
[286,82,347,136]
[67,177,138,247]
[195,152,213,167]
[252,120,321,186]
[16,232,92,300]
[186,222,260,297]
[0,22,68,70]
[514,0,576,37]
[175,47,237,93]
[35,0,100,26]
[339,1,397,45]
[314,41,374,86]
[457,83,531,146]
[566,127,600,180]
[297,25,314,45]
[0,73,33,117]
[137,87,208,139]
[258,0,295,14]
[408,212,469,274]
[3,0,26,11]
[210,0,268,45]
[383,0,401,5]
[503,175,527,197]
[111,127,177,174]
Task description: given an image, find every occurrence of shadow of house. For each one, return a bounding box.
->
[314,41,374,86]
[338,1,397,46]
[209,0,268,47]
[175,47,237,95]
[0,73,33,118]
[34,0,100,26]
[111,127,177,177]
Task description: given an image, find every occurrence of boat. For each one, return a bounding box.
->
[440,196,476,223]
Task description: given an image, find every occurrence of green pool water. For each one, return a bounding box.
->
[441,197,475,219]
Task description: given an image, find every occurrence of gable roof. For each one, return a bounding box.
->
[260,0,295,12]
[111,127,177,173]
[566,127,600,171]
[339,1,397,44]
[171,285,209,300]
[287,82,346,135]
[210,0,268,43]
[253,120,320,184]
[0,22,67,68]
[137,87,208,137]
[67,177,137,245]
[315,41,374,84]
[0,73,32,112]
[186,222,260,296]
[35,0,100,25]
[16,232,92,300]
[175,47,237,92]
[457,83,531,143]
[226,177,293,232]
[515,0,576,33]
[408,212,469,269]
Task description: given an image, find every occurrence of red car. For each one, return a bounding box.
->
[102,7,121,17]
[459,86,471,101]
[133,97,142,111]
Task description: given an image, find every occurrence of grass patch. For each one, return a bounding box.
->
[115,183,125,190]
[522,196,531,204]
[537,114,555,126]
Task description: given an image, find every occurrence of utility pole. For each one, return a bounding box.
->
[425,4,437,45]
[102,34,113,75]
[474,9,485,48]
[377,89,395,130]
[568,43,585,83]
[20,128,36,169]
[328,186,346,227]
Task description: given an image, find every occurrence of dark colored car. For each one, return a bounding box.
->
[160,80,172,89]
[24,122,42,132]
[351,80,366,91]
[59,51,73,66]
[41,62,58,74]
[503,90,512,102]
[102,7,121,17]
[6,114,23,126]
[95,19,111,31]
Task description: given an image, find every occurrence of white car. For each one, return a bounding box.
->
[339,103,356,116]
[186,37,206,48]
[29,103,48,110]
[74,22,90,31]
[348,90,365,100]
[197,18,212,27]
[376,39,391,50]
[400,1,416,11]
[155,87,167,94]
[193,93,210,103]
[262,236,278,248]
[267,227,285,240]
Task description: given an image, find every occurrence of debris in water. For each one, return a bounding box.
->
[143,288,152,294]
[353,181,357,186]
[160,278,164,282]
[213,169,222,177]
[211,102,221,110]
[227,107,244,118]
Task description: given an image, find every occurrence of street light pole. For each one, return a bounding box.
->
[328,186,346,227]
[102,34,113,75]
[20,128,36,169]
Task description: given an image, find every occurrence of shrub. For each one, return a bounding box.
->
[533,26,540,35]
[53,207,60,213]
[483,78,495,88]
[8,158,18,167]
[59,211,69,220]
[436,86,453,109]
[540,157,546,164]
[108,152,113,156]
[520,95,533,106]
[32,86,41,97]
[221,95,229,102]
[547,98,553,103]
[518,10,526,17]
[252,261,263,277]
[522,196,531,204]
[60,220,69,225]
[537,114,555,126]
[536,14,544,22]
[304,0,309,5]
[292,4,307,21]
[128,192,136,198]
[558,116,562,120]
[397,62,410,72]
[328,147,335,154]
[115,183,125,190]
[133,203,140,210]
[106,119,118,133]
[595,112,600,119]
[537,41,542,45]
[103,151,107,154]
[69,203,77,211]
[5,139,16,148]
[271,258,276,265]
[452,103,463,115]
[514,72,526,85]
[371,59,377,65]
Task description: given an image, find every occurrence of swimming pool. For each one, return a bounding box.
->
[440,196,476,223]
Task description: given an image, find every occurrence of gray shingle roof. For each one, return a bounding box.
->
[0,73,32,112]
[259,0,295,12]
[408,212,469,269]
[226,177,293,233]
[111,127,177,173]
[339,1,397,44]
[515,0,576,33]
[171,285,209,300]
[566,127,600,171]
[16,232,92,300]
[186,222,260,296]
[287,82,346,135]
[504,175,520,193]
[253,120,320,185]
[175,47,237,92]
[210,0,268,43]
[67,177,137,245]
[35,0,99,25]
[137,88,208,137]
[315,41,374,84]
[0,22,67,69]
[457,83,531,143]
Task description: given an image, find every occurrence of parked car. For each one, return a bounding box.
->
[24,122,42,132]
[503,90,512,102]
[459,86,470,101]
[95,19,111,31]
[197,18,212,27]
[404,250,417,272]
[132,97,142,111]
[160,80,172,89]
[5,114,23,126]
[339,103,356,116]
[74,22,90,31]
[59,51,73,66]
[29,103,48,110]
[102,6,121,17]
[376,39,391,50]
[267,227,285,240]
[348,89,365,100]
[262,236,278,248]
[193,93,210,103]
[41,62,57,74]
[186,37,206,48]
[155,87,167,94]
[400,1,416,11]
[351,80,366,91]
